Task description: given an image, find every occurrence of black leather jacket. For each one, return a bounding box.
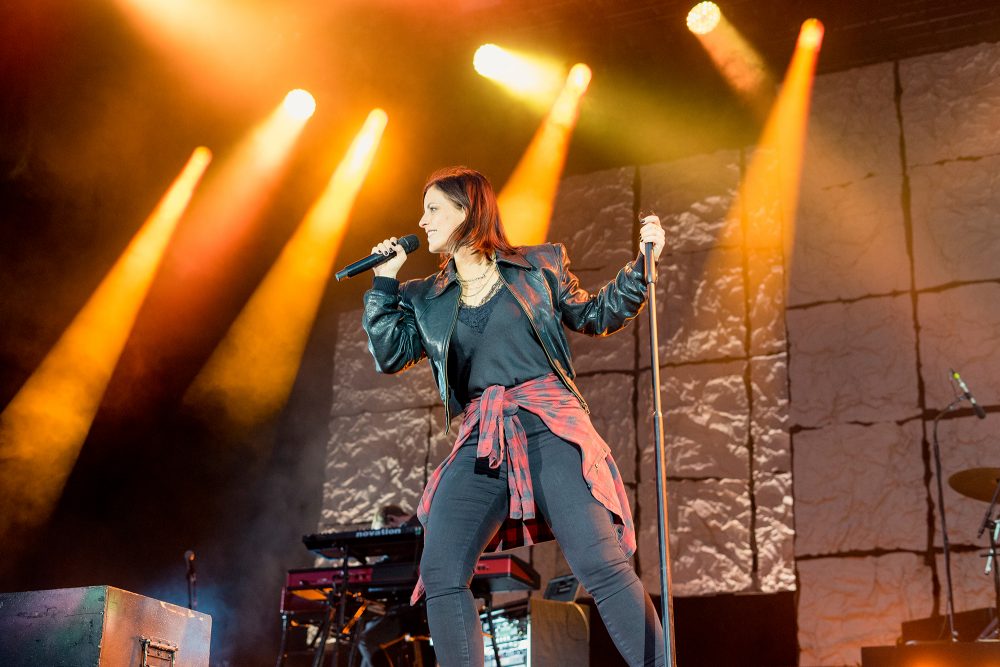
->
[362,243,648,431]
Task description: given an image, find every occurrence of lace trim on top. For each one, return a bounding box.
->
[458,279,505,335]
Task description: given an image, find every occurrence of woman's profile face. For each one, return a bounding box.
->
[419,185,466,254]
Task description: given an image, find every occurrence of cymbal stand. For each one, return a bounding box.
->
[932,399,963,641]
[978,478,1000,639]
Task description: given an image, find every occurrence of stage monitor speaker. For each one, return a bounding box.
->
[0,585,212,666]
[481,597,590,667]
[542,574,580,602]
[862,641,1000,667]
[900,607,996,642]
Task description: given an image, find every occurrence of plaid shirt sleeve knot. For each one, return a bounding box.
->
[410,373,635,605]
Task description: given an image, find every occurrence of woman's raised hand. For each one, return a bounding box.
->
[372,237,410,279]
[638,215,666,263]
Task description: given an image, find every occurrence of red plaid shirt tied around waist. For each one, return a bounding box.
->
[411,373,635,604]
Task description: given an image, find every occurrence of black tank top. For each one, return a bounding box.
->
[447,281,551,410]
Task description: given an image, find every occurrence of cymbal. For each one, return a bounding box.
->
[948,468,1000,502]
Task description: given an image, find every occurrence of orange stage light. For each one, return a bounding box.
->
[0,147,211,541]
[798,18,825,51]
[687,2,722,35]
[185,110,388,433]
[690,5,774,116]
[283,89,317,121]
[498,64,592,246]
[473,43,565,104]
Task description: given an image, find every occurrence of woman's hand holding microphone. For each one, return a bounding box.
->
[371,237,410,279]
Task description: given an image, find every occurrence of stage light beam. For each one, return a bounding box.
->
[0,147,211,541]
[98,94,314,422]
[731,17,825,260]
[498,64,592,246]
[474,43,564,101]
[185,110,389,433]
[687,2,722,35]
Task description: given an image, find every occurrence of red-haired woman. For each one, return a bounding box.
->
[363,166,666,667]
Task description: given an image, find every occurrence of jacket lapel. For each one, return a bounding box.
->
[416,263,460,375]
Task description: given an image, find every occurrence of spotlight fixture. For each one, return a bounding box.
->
[473,43,506,77]
[687,2,722,35]
[282,89,316,120]
[797,19,825,50]
[566,63,592,93]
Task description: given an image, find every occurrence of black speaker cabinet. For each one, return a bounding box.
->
[0,585,212,666]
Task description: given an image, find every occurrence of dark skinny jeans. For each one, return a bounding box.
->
[419,411,664,667]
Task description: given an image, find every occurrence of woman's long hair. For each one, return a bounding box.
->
[424,167,515,261]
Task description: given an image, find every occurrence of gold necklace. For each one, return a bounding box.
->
[460,270,499,303]
[457,261,495,285]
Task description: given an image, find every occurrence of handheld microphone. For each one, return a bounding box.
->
[950,368,987,419]
[335,234,420,281]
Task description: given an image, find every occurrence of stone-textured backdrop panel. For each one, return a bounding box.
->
[797,554,934,667]
[333,308,438,416]
[639,151,742,253]
[803,62,900,187]
[323,409,431,529]
[639,478,752,597]
[549,166,635,271]
[755,471,795,593]
[794,421,927,556]
[909,158,1000,289]
[751,353,790,475]
[638,362,749,480]
[787,295,920,427]
[900,41,1000,166]
[638,247,747,366]
[788,174,909,306]
[747,247,786,357]
[918,283,1000,412]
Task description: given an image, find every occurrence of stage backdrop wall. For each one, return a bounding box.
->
[322,40,1000,666]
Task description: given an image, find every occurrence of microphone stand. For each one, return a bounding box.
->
[931,400,963,641]
[184,550,198,611]
[978,480,1000,639]
[644,242,677,666]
